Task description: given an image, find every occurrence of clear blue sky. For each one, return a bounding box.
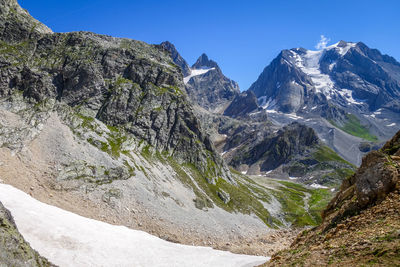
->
[19,0,400,90]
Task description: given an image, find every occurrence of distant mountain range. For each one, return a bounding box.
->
[164,40,400,169]
[248,41,400,165]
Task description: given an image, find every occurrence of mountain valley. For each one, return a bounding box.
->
[0,0,399,266]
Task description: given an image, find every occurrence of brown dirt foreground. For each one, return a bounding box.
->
[264,189,400,267]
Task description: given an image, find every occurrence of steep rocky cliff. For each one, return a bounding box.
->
[159,41,191,77]
[0,4,230,182]
[267,130,400,266]
[183,53,240,113]
[0,202,54,266]
[222,122,354,186]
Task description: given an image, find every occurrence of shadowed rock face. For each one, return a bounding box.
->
[0,0,52,43]
[228,122,319,171]
[159,41,191,77]
[0,202,54,266]
[249,49,315,113]
[0,0,231,181]
[223,91,260,118]
[184,53,240,113]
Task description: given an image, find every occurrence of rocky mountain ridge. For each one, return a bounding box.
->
[164,41,355,188]
[246,41,400,166]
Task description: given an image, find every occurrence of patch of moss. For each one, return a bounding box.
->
[329,114,378,142]
[313,145,350,164]
[308,188,332,224]
[181,163,280,227]
[272,181,333,226]
[77,113,96,131]
[141,144,152,160]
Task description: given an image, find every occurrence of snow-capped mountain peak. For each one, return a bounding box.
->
[328,40,357,55]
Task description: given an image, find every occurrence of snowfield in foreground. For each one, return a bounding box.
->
[0,184,268,267]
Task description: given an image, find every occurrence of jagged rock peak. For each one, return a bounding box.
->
[192,53,219,70]
[0,0,52,42]
[184,52,240,112]
[159,41,191,77]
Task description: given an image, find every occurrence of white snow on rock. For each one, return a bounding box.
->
[292,49,336,99]
[387,123,396,127]
[184,67,215,84]
[328,42,357,56]
[337,88,364,105]
[285,113,303,120]
[0,184,268,267]
[310,183,328,189]
[289,41,357,102]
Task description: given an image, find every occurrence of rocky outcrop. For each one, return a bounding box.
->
[0,0,230,182]
[0,202,54,266]
[184,53,240,112]
[267,130,400,266]
[0,0,52,43]
[228,122,319,171]
[322,130,400,225]
[159,41,191,76]
[223,90,260,118]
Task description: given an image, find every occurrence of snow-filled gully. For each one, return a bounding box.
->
[0,184,268,267]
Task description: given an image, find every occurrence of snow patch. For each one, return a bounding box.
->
[292,49,335,99]
[387,123,396,127]
[310,183,328,189]
[290,42,356,102]
[337,89,364,105]
[286,113,303,120]
[327,42,357,56]
[0,184,268,267]
[184,67,215,84]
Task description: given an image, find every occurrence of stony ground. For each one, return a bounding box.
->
[265,189,400,266]
[0,149,297,257]
[0,108,298,257]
